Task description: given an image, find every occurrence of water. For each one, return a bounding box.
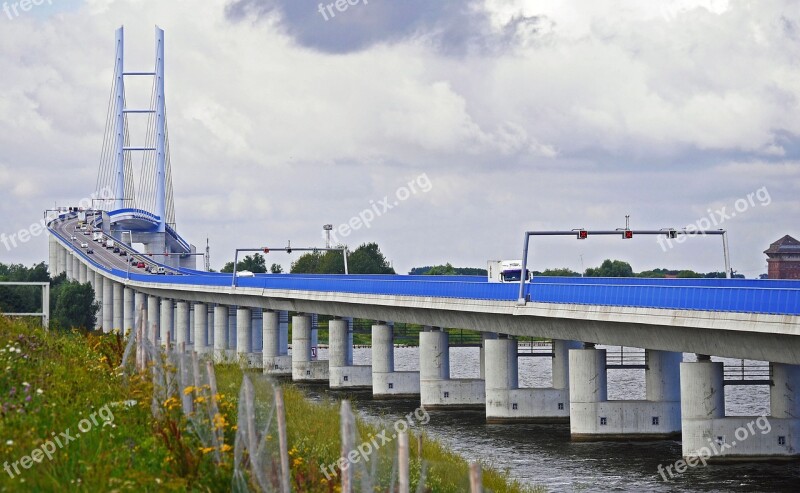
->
[304,346,800,492]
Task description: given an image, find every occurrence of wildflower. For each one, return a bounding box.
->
[200,447,215,455]
[21,382,29,388]
[220,444,232,453]
[36,389,43,395]
[293,457,303,467]
[6,440,13,446]
[212,413,227,431]
[183,386,195,396]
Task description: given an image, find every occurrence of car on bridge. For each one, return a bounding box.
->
[119,250,127,257]
[80,242,88,248]
[113,247,120,253]
[70,235,77,241]
[87,248,94,255]
[136,262,145,269]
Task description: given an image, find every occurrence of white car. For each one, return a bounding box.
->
[80,242,89,248]
[236,270,255,277]
[70,235,77,241]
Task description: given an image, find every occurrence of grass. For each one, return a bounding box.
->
[0,317,543,492]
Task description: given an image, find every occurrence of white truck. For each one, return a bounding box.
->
[105,239,115,249]
[487,260,531,283]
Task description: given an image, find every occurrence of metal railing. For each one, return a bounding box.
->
[724,361,772,386]
[606,346,647,369]
[0,282,50,329]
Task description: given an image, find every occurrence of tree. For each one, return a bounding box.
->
[221,253,267,273]
[540,268,580,277]
[585,259,634,277]
[410,265,488,275]
[425,263,458,276]
[270,263,284,274]
[51,281,98,331]
[291,251,323,273]
[348,243,395,274]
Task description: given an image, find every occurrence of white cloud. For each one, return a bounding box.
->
[0,0,798,277]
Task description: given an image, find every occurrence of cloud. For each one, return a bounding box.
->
[0,0,798,278]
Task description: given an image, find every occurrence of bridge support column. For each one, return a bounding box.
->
[237,307,259,367]
[485,337,576,423]
[279,310,289,355]
[176,301,189,350]
[93,274,103,330]
[420,327,484,410]
[48,236,58,277]
[570,347,681,440]
[72,256,81,283]
[133,291,146,336]
[680,357,800,462]
[65,253,74,281]
[112,282,123,332]
[57,243,67,276]
[263,310,291,375]
[146,295,159,345]
[79,263,88,284]
[123,287,134,333]
[213,305,230,362]
[291,314,328,382]
[329,318,371,389]
[160,299,173,349]
[102,276,113,333]
[193,303,208,354]
[372,322,419,398]
[479,332,498,379]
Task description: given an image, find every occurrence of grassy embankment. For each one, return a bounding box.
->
[0,317,542,492]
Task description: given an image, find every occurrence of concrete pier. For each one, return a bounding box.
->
[569,347,682,440]
[112,282,123,332]
[147,295,160,344]
[329,318,371,389]
[93,274,103,331]
[291,314,328,382]
[372,322,420,398]
[237,307,260,367]
[102,276,113,333]
[176,301,190,348]
[680,357,800,461]
[214,305,230,361]
[160,299,174,348]
[193,303,208,353]
[420,328,484,409]
[485,338,579,423]
[263,310,291,375]
[123,287,135,333]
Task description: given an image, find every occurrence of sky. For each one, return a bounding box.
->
[1,0,799,276]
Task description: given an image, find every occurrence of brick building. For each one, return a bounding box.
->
[764,235,800,280]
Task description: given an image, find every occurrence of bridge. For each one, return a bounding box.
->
[47,27,800,463]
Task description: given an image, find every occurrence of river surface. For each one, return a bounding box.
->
[300,346,800,492]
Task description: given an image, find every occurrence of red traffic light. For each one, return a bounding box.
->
[263,248,270,253]
[577,230,588,240]
[622,230,633,239]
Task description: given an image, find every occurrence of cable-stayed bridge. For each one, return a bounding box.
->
[45,27,800,462]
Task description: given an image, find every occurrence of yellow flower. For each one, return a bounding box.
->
[220,444,232,453]
[212,413,228,431]
[200,447,215,455]
[183,386,196,396]
[293,457,303,467]
[194,396,206,404]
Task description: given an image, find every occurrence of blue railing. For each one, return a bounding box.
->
[50,226,800,316]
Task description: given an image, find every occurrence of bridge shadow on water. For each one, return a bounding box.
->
[292,384,800,492]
